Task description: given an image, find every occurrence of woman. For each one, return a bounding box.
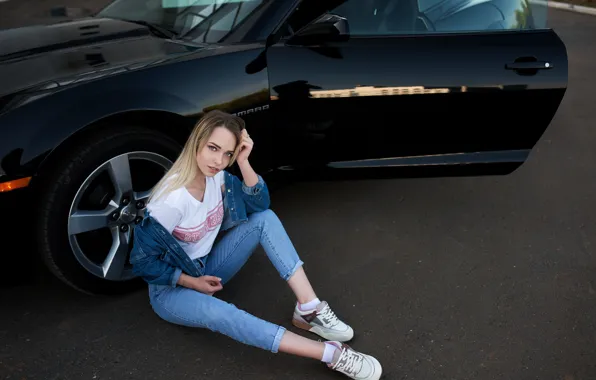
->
[130,110,382,380]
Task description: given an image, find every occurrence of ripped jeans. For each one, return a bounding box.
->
[148,209,304,353]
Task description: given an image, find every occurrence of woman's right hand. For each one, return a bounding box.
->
[191,275,223,296]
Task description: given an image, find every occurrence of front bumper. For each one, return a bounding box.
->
[0,185,29,213]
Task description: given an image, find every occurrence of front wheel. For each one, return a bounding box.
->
[34,126,181,295]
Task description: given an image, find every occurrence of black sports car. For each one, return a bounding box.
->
[0,0,567,294]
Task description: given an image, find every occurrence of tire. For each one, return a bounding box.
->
[34,126,182,295]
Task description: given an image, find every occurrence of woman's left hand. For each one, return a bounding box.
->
[236,129,253,164]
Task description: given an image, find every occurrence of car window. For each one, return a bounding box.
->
[98,0,272,42]
[182,0,264,42]
[282,0,348,36]
[417,0,444,11]
[290,0,548,36]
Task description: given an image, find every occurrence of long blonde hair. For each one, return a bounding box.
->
[149,110,245,203]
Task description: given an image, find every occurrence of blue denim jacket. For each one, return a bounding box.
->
[129,170,270,287]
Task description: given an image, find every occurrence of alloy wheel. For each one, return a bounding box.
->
[67,151,172,281]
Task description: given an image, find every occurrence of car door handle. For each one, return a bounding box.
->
[505,61,553,70]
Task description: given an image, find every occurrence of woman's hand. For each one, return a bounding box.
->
[193,275,223,295]
[236,129,253,165]
[179,274,223,295]
[235,128,259,187]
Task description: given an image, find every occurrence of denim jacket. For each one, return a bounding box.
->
[129,170,270,287]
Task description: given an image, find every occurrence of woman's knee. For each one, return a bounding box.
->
[248,208,278,225]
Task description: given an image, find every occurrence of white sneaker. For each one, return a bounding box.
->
[292,300,354,342]
[327,341,383,380]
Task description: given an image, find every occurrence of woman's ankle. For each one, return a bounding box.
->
[298,297,321,311]
[321,341,340,363]
[277,330,326,360]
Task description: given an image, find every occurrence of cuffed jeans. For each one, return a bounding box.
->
[148,209,304,353]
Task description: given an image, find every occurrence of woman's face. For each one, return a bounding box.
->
[196,126,237,177]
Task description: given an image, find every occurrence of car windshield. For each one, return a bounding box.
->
[97,0,272,43]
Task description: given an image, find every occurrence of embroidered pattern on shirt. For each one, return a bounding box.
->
[172,200,223,243]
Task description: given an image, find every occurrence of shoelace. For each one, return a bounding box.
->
[335,347,365,376]
[319,305,340,327]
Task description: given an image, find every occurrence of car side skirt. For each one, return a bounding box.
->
[326,149,529,168]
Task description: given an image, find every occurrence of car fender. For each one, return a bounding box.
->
[39,87,195,153]
[0,86,195,178]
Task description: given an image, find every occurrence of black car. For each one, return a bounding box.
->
[0,0,567,295]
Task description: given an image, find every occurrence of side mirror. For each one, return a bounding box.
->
[286,13,349,46]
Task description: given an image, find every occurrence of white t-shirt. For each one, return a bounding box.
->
[147,171,225,260]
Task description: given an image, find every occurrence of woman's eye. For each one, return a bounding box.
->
[209,146,216,151]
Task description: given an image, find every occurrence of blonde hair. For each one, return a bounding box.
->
[149,110,245,203]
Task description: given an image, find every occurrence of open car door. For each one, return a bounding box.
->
[266,0,567,180]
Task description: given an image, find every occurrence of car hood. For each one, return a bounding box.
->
[0,17,205,100]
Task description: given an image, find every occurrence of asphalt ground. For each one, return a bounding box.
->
[1,8,596,380]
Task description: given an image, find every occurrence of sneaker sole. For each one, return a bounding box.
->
[292,319,354,342]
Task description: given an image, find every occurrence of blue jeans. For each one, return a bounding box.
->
[148,209,304,353]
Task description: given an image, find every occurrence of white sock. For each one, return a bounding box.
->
[321,342,339,363]
[300,297,321,311]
